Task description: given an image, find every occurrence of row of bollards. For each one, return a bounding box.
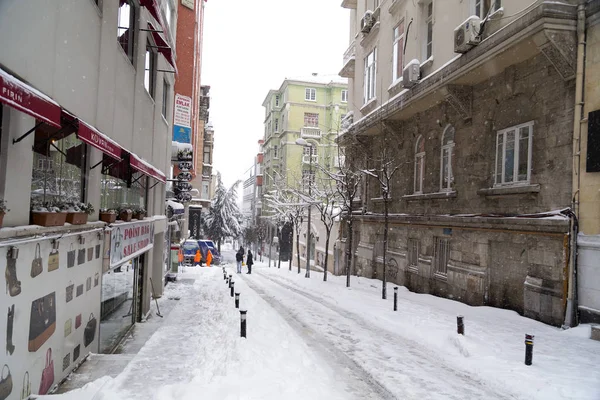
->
[223,267,246,338]
[390,285,534,366]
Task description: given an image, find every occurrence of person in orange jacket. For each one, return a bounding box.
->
[206,249,213,267]
[178,248,184,266]
[194,249,202,265]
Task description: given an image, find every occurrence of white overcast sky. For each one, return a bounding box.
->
[201,0,350,189]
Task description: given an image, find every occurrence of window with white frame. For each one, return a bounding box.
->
[374,0,380,9]
[407,238,419,268]
[393,20,405,82]
[144,40,157,98]
[275,118,279,132]
[422,1,433,61]
[275,95,280,107]
[440,125,455,191]
[303,145,317,157]
[117,0,136,63]
[341,90,348,103]
[414,135,425,193]
[305,88,316,101]
[273,145,278,159]
[473,0,501,19]
[304,113,319,127]
[202,182,209,198]
[302,169,315,188]
[162,79,169,118]
[495,121,533,186]
[364,48,377,103]
[433,237,450,275]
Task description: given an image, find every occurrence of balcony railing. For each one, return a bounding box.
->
[302,154,318,164]
[339,41,356,78]
[301,127,321,138]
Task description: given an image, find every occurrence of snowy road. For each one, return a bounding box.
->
[241,268,514,400]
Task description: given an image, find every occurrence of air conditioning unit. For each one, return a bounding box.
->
[360,11,375,34]
[402,59,420,88]
[454,16,481,53]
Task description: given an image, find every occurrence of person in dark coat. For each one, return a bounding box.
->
[235,249,243,273]
[246,250,253,274]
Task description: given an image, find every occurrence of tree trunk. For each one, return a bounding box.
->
[346,219,353,288]
[218,239,221,253]
[296,230,301,274]
[268,228,273,268]
[259,240,263,262]
[323,228,330,282]
[382,197,388,300]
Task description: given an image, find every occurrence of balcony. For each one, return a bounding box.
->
[339,41,356,78]
[301,127,321,138]
[341,0,357,9]
[302,154,318,164]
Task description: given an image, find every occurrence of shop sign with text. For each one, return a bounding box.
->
[110,221,155,267]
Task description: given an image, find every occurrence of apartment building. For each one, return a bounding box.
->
[261,75,347,262]
[0,0,178,396]
[242,140,264,225]
[339,0,597,326]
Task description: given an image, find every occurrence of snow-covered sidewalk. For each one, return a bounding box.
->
[242,259,600,400]
[42,265,368,400]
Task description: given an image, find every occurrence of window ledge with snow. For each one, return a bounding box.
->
[360,21,381,47]
[370,197,392,203]
[420,56,434,70]
[360,97,378,113]
[402,191,457,201]
[477,184,540,197]
[0,221,106,241]
[387,78,404,93]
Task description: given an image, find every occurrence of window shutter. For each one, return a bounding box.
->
[587,110,600,172]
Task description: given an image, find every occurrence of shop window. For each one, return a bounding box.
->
[31,122,85,206]
[118,0,136,63]
[100,172,147,211]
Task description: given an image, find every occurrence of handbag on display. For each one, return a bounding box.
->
[67,244,75,268]
[62,353,70,371]
[75,314,82,329]
[0,364,12,400]
[94,272,99,287]
[64,318,72,337]
[84,313,97,347]
[21,371,30,400]
[76,284,83,297]
[86,277,91,292]
[65,281,74,303]
[87,247,93,262]
[28,292,56,352]
[31,243,43,278]
[48,248,59,272]
[38,348,54,395]
[77,248,86,265]
[73,344,80,361]
[95,244,101,259]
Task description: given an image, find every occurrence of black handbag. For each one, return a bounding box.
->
[76,284,83,297]
[95,244,101,259]
[62,352,70,371]
[84,313,97,347]
[77,248,86,265]
[65,281,74,303]
[67,244,75,268]
[31,243,43,278]
[0,364,12,400]
[87,247,93,262]
[28,292,56,352]
[73,344,80,361]
[86,277,91,292]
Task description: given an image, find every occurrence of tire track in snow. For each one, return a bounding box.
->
[247,271,519,400]
[242,275,397,400]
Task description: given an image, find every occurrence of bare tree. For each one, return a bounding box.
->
[361,136,400,300]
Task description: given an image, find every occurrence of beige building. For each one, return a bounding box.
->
[339,0,597,326]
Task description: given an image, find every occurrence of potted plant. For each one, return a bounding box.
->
[0,200,8,229]
[177,148,193,161]
[133,207,146,220]
[99,208,117,224]
[66,202,94,225]
[118,206,133,222]
[30,200,68,227]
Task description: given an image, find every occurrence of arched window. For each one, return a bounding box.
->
[414,136,425,193]
[440,125,455,191]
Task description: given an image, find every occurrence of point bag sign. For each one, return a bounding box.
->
[109,221,154,267]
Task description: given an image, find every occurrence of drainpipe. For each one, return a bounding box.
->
[565,0,587,328]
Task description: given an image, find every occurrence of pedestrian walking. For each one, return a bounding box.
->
[246,249,253,274]
[236,247,243,273]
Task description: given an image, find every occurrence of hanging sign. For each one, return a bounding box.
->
[174,94,192,128]
[110,221,155,267]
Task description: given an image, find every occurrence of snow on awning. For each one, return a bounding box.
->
[130,153,166,183]
[147,22,177,74]
[0,66,61,127]
[76,117,124,160]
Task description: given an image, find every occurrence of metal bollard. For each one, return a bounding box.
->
[235,292,240,308]
[226,277,229,285]
[228,274,232,282]
[240,310,247,338]
[525,334,534,365]
[230,281,235,297]
[223,271,227,280]
[457,316,465,335]
[393,287,398,311]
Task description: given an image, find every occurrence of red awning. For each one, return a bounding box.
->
[0,67,61,127]
[147,22,178,74]
[77,121,124,161]
[140,0,166,32]
[130,153,166,184]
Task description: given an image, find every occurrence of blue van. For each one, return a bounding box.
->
[197,240,221,265]
[181,240,200,265]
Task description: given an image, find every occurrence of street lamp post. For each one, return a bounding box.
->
[296,138,312,278]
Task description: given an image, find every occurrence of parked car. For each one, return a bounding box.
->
[181,240,200,265]
[197,239,221,265]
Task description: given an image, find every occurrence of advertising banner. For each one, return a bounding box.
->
[174,94,191,128]
[173,125,192,144]
[110,221,155,268]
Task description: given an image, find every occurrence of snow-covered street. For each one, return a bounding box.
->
[43,248,600,400]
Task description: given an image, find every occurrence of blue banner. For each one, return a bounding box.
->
[173,125,192,144]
